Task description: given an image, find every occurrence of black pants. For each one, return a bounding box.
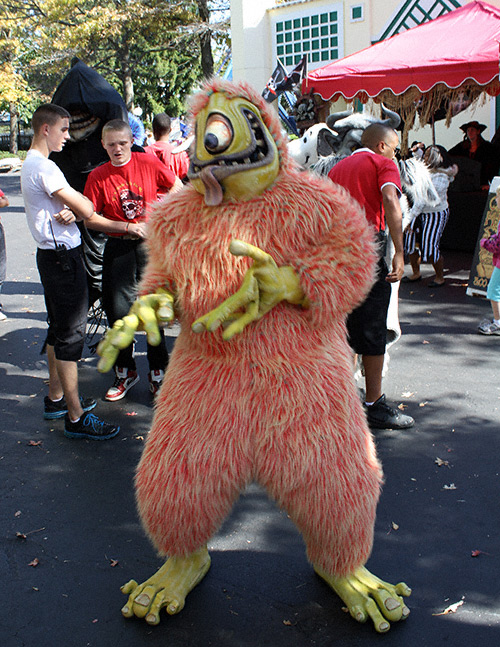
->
[347,256,391,356]
[36,246,88,361]
[102,237,168,372]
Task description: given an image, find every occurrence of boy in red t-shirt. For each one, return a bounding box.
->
[144,113,190,180]
[85,119,182,401]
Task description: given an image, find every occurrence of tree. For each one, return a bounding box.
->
[0,0,232,150]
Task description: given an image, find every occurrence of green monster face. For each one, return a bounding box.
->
[188,92,280,205]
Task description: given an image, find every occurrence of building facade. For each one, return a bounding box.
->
[230,0,500,147]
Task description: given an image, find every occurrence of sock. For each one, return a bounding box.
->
[365,401,375,407]
[50,395,64,403]
[494,319,500,326]
[70,416,81,424]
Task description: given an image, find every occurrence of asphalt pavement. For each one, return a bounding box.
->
[0,171,499,646]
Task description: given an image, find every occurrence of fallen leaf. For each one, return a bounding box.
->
[422,340,430,344]
[28,558,39,567]
[471,549,490,557]
[14,510,21,517]
[27,440,43,447]
[92,619,98,624]
[433,599,464,616]
[443,483,457,490]
[126,411,138,417]
[110,559,119,567]
[426,310,432,314]
[135,435,144,441]
[402,391,415,398]
[435,457,449,467]
[16,532,27,540]
[398,403,408,410]
[419,401,429,407]
[391,522,399,531]
[283,620,293,626]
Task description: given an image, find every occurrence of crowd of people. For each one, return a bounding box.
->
[1,104,500,443]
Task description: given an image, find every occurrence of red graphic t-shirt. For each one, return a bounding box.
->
[84,153,176,235]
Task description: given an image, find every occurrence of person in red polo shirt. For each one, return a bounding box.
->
[85,119,182,401]
[328,123,414,430]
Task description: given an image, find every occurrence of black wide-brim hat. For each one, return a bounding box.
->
[460,120,487,133]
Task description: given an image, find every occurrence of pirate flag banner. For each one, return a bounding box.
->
[262,56,307,103]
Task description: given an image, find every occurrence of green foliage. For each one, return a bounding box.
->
[0,0,229,117]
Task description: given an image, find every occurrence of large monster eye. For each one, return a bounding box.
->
[204,113,233,154]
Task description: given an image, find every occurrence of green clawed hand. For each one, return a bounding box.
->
[97,288,174,373]
[192,240,308,341]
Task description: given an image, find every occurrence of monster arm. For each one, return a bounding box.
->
[192,240,308,340]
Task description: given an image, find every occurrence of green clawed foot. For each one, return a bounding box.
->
[121,547,211,625]
[315,565,411,633]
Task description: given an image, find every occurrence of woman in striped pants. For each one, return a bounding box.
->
[403,145,458,287]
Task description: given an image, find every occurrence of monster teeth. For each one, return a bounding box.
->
[258,152,265,160]
[244,158,251,164]
[232,161,239,165]
[256,139,265,146]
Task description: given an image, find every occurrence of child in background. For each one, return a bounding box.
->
[477,219,500,335]
[0,188,9,321]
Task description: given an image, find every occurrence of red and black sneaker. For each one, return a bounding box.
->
[105,367,139,402]
[148,369,165,397]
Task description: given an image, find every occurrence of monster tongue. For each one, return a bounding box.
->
[200,166,224,206]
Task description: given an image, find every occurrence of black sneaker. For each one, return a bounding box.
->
[44,396,97,420]
[64,413,120,440]
[364,394,414,430]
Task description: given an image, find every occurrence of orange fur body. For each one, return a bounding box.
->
[135,80,382,577]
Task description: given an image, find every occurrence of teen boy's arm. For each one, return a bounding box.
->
[52,186,94,222]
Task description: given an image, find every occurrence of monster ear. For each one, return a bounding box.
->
[317,128,338,157]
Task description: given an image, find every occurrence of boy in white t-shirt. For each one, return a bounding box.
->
[21,103,119,440]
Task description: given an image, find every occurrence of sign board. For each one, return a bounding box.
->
[467,177,500,297]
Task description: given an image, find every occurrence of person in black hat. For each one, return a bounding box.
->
[449,120,499,189]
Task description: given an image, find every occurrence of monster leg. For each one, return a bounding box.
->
[255,358,410,632]
[123,352,254,623]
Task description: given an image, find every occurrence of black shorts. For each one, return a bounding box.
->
[347,257,391,356]
[36,246,88,362]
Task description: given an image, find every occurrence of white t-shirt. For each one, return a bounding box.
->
[21,150,82,250]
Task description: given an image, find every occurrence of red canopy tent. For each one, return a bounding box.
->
[304,1,500,141]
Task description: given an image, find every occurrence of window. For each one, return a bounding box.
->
[274,4,343,69]
[351,4,364,22]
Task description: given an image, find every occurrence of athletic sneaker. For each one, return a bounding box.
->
[64,413,120,440]
[0,310,7,322]
[44,395,97,420]
[364,394,414,430]
[148,369,164,396]
[478,320,500,335]
[105,367,139,401]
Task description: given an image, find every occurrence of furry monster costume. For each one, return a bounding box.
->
[99,79,410,632]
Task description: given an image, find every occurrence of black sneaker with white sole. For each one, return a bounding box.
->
[44,396,97,420]
[64,413,120,440]
[364,394,414,430]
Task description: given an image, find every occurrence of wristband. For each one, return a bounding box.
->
[125,222,130,233]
